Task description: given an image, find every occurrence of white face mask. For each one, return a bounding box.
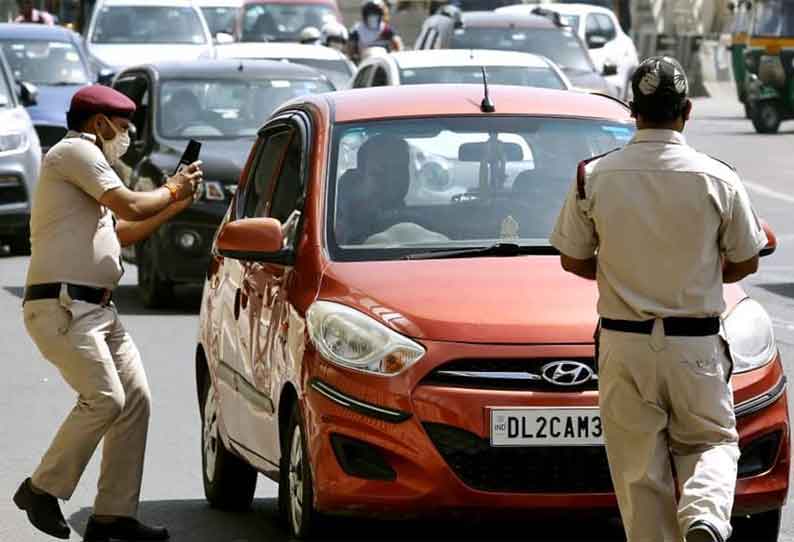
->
[98,115,130,165]
[365,14,381,30]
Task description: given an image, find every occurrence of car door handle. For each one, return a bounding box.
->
[234,288,241,320]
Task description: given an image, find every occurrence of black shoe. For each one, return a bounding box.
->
[686,520,723,542]
[12,477,70,540]
[83,515,169,541]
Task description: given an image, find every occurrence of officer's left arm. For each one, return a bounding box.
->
[115,197,193,247]
[560,254,597,280]
[549,177,598,281]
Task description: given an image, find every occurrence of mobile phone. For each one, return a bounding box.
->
[173,139,202,201]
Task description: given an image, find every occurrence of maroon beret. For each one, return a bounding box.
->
[68,84,136,118]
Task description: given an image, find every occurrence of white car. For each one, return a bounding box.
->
[351,49,572,90]
[214,42,354,89]
[86,0,214,72]
[498,3,638,99]
[193,0,241,42]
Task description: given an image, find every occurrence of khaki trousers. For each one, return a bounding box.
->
[598,323,739,542]
[23,297,151,517]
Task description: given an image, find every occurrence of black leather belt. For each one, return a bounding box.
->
[601,317,720,337]
[23,283,113,306]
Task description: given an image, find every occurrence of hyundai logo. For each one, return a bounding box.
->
[540,361,595,387]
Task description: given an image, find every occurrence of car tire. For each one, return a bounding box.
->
[8,234,30,256]
[732,508,782,541]
[743,101,752,119]
[137,239,173,308]
[751,101,782,133]
[280,404,319,539]
[200,374,257,511]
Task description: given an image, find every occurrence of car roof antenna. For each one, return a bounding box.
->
[480,67,495,113]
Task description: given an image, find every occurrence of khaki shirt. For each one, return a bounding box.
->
[26,131,124,289]
[550,129,767,321]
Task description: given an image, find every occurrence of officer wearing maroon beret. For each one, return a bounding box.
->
[13,84,203,541]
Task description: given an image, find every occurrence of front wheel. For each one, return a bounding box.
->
[279,404,318,539]
[137,240,173,308]
[751,101,782,133]
[200,374,257,510]
[732,508,782,542]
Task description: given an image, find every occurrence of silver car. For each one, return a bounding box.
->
[0,49,41,254]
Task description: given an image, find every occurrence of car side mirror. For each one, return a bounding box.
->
[587,34,608,49]
[215,32,234,44]
[602,62,619,77]
[760,220,777,257]
[216,217,291,262]
[17,81,38,106]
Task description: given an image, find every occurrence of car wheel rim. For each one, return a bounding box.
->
[289,428,304,533]
[203,381,219,482]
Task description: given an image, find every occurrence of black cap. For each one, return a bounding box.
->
[631,56,689,120]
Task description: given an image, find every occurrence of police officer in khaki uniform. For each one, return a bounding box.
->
[13,85,203,541]
[551,57,767,542]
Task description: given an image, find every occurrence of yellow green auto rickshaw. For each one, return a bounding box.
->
[743,0,794,133]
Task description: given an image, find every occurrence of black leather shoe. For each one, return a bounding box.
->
[83,515,169,541]
[12,478,70,540]
[686,520,723,542]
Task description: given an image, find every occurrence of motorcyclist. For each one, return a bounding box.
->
[348,0,403,63]
[321,21,349,53]
[299,26,322,45]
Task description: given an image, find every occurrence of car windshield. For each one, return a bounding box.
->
[241,3,337,42]
[276,57,351,89]
[752,0,794,37]
[91,6,207,44]
[158,77,332,139]
[449,27,593,72]
[0,40,90,85]
[328,116,634,261]
[399,66,565,89]
[0,62,11,108]
[201,6,238,35]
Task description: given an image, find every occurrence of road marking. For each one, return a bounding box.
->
[745,181,794,205]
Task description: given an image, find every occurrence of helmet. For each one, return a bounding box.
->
[361,0,385,19]
[299,26,321,44]
[321,21,348,46]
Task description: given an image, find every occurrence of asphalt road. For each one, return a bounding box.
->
[1,83,793,542]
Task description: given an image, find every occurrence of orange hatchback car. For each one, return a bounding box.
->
[195,85,789,539]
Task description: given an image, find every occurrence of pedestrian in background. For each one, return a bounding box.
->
[13,85,203,541]
[551,57,767,542]
[14,0,55,24]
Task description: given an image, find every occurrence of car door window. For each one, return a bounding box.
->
[267,131,303,224]
[585,14,600,40]
[371,66,388,87]
[353,65,373,88]
[239,128,292,218]
[595,14,617,41]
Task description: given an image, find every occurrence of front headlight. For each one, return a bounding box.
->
[0,130,28,154]
[722,298,776,373]
[307,301,425,376]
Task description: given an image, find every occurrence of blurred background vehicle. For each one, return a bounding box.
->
[351,48,571,90]
[498,3,638,99]
[415,10,618,96]
[0,48,41,256]
[85,0,215,75]
[726,0,753,116]
[215,41,353,88]
[0,23,93,154]
[428,0,529,14]
[111,59,333,307]
[236,0,342,42]
[195,0,242,42]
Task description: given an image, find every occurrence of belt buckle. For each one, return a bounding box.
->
[100,289,112,306]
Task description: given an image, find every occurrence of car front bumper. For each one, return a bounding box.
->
[0,145,39,240]
[303,341,789,517]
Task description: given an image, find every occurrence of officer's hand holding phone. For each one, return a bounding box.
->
[167,161,203,201]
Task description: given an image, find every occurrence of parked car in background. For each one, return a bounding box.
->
[351,49,571,90]
[0,49,41,255]
[195,84,788,540]
[498,3,638,99]
[215,42,353,89]
[0,23,93,154]
[195,0,242,42]
[85,0,214,74]
[430,0,529,12]
[111,60,333,307]
[237,0,341,42]
[415,10,618,96]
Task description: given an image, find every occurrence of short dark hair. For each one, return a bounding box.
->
[66,109,96,131]
[630,99,687,123]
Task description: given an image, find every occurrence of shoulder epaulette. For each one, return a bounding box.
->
[576,148,618,200]
[706,154,736,172]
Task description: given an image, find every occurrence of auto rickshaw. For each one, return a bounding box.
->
[743,0,794,133]
[727,0,753,116]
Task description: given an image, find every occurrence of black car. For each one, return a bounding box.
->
[112,59,333,307]
[414,10,618,96]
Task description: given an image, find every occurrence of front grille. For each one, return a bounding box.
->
[0,176,27,205]
[423,358,598,391]
[35,125,67,152]
[424,422,613,493]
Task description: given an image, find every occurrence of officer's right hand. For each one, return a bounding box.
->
[168,161,203,201]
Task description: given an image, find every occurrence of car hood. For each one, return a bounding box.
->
[156,137,252,182]
[88,43,213,70]
[319,257,746,345]
[26,84,86,127]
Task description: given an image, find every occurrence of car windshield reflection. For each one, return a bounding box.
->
[0,40,90,85]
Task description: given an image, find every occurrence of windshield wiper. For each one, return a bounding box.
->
[403,243,555,261]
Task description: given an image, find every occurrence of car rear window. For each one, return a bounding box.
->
[241,3,338,42]
[0,40,90,85]
[399,66,565,89]
[91,6,207,44]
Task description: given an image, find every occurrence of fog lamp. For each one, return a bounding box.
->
[177,230,201,251]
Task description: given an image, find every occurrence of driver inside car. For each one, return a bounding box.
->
[162,89,222,137]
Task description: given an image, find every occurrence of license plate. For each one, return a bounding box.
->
[490,408,604,446]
